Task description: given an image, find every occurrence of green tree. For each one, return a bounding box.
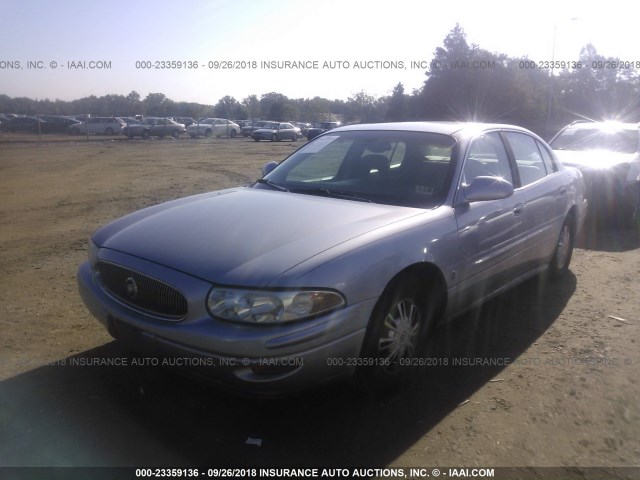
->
[385,83,408,121]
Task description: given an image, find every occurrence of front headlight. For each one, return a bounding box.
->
[88,239,99,268]
[207,287,345,324]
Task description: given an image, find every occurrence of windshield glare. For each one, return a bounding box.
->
[551,127,639,154]
[262,130,457,208]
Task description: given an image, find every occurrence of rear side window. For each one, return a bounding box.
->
[503,132,547,186]
[536,140,557,173]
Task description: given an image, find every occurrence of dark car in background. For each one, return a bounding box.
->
[7,116,47,133]
[294,122,312,136]
[123,117,186,139]
[251,122,298,142]
[550,120,640,227]
[38,115,82,134]
[306,121,341,140]
[241,120,269,137]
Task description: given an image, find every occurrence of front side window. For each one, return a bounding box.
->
[462,132,513,186]
[536,140,557,173]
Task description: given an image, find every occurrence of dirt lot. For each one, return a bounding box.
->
[0,134,639,472]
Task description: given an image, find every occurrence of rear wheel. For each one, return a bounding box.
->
[141,130,150,140]
[549,217,574,277]
[271,134,278,142]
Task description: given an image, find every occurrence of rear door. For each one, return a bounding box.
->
[502,131,567,267]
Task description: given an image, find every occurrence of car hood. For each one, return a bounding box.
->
[554,149,639,170]
[94,187,425,286]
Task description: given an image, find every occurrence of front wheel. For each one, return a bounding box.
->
[230,129,237,138]
[355,273,433,395]
[141,130,150,140]
[104,127,114,135]
[172,129,180,138]
[271,134,278,142]
[549,217,574,278]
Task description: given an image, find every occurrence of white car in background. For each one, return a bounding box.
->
[67,116,126,135]
[187,118,240,138]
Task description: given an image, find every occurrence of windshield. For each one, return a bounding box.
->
[259,130,457,208]
[551,127,638,154]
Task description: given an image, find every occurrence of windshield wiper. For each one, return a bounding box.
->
[256,178,289,192]
[290,186,374,203]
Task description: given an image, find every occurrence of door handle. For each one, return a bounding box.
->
[513,203,525,216]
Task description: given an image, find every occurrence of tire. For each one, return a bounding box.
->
[230,129,237,138]
[204,129,212,138]
[141,130,150,140]
[292,134,297,142]
[271,134,278,142]
[172,129,179,138]
[70,127,80,135]
[104,127,114,135]
[549,217,574,278]
[355,273,435,395]
[190,134,196,139]
[253,137,259,142]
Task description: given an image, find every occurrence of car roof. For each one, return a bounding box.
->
[561,120,640,131]
[332,121,535,137]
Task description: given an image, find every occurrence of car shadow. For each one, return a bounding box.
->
[576,218,640,252]
[0,273,575,468]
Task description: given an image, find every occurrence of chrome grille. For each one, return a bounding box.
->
[97,262,188,319]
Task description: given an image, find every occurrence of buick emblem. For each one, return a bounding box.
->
[125,277,138,299]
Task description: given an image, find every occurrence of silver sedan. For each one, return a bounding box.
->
[78,122,587,396]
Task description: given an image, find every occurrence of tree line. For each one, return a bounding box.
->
[1,24,638,139]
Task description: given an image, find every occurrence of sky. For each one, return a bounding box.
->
[0,0,638,105]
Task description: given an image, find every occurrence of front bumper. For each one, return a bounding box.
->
[77,256,373,396]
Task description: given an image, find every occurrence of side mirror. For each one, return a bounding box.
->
[262,161,279,176]
[463,176,514,203]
